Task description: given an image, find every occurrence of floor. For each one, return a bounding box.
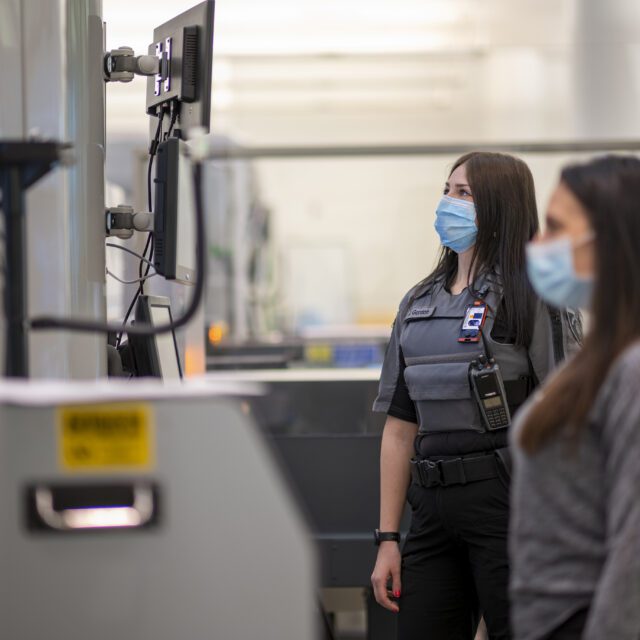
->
[322,588,490,639]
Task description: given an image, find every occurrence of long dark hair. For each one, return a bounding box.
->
[426,151,539,347]
[520,155,640,452]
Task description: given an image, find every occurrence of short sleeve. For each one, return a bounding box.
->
[387,346,418,423]
[372,291,413,414]
[528,301,583,384]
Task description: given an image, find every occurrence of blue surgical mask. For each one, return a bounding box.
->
[434,195,478,253]
[526,234,595,309]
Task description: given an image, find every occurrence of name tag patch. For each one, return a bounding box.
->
[406,306,436,321]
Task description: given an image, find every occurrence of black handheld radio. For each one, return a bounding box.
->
[469,355,511,430]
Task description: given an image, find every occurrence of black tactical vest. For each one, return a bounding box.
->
[399,274,531,434]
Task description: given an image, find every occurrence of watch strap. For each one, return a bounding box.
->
[374,529,401,546]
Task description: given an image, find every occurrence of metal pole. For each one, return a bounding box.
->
[2,167,29,377]
[205,139,640,161]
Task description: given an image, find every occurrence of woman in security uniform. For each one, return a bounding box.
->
[370,152,581,640]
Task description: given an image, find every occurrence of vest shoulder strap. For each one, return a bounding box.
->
[546,305,566,365]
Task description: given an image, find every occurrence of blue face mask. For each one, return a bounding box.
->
[526,234,594,309]
[434,195,478,254]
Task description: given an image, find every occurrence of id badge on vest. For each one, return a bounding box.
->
[458,302,487,343]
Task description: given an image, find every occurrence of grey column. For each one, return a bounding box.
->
[21,0,107,378]
[573,0,640,138]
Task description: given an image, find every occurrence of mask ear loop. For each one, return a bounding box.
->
[575,231,596,247]
[570,231,596,283]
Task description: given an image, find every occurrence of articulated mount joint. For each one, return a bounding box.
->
[106,205,153,239]
[104,47,160,83]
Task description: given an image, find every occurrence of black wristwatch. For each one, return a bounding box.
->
[374,529,401,546]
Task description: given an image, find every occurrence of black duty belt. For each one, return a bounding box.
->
[410,450,507,488]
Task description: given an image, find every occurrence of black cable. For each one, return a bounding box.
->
[140,234,153,280]
[106,242,156,267]
[138,143,157,293]
[0,197,4,293]
[31,158,206,337]
[138,106,173,292]
[115,112,164,348]
[135,102,176,301]
[165,103,179,140]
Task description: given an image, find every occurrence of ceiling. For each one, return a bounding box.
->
[103,0,580,139]
[103,0,640,151]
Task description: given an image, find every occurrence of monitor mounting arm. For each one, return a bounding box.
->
[104,47,160,83]
[105,205,153,240]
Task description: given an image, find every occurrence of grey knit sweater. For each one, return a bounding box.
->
[510,342,640,640]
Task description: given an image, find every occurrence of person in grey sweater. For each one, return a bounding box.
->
[510,155,640,640]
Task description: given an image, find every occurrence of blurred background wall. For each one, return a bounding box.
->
[103,0,640,333]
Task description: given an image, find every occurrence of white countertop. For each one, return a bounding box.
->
[0,376,265,407]
[203,367,382,383]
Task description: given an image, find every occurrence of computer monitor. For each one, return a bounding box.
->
[146,0,215,139]
[129,295,183,379]
[153,137,196,284]
[147,1,213,284]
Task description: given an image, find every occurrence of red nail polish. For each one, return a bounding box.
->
[393,591,401,598]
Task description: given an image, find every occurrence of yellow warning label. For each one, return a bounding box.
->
[57,403,155,471]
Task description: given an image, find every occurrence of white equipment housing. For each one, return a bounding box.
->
[0,380,317,640]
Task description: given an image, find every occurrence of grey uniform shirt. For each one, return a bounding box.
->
[510,342,640,640]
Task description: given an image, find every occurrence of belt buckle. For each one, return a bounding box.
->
[424,459,443,487]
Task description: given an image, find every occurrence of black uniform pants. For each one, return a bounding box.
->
[398,474,511,640]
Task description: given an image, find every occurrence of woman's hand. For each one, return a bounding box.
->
[371,541,402,613]
[372,416,417,613]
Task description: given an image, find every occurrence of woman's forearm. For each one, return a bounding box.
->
[379,416,418,531]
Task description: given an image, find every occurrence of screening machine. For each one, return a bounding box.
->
[0,379,316,640]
